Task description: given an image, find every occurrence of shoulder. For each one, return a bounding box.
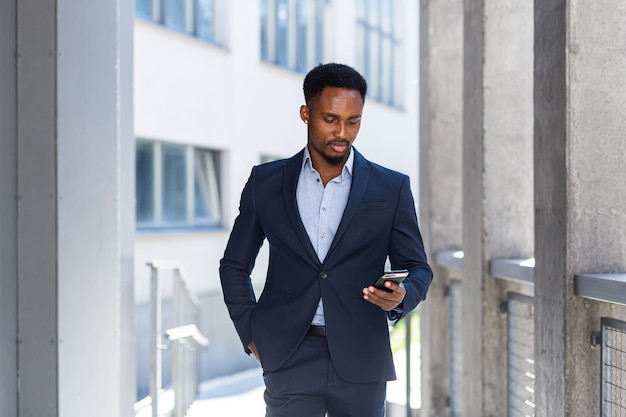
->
[253,150,303,176]
[355,149,409,185]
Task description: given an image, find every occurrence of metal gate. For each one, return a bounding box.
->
[601,317,626,416]
[506,293,535,417]
[449,279,463,417]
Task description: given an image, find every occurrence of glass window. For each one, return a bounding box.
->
[136,0,153,20]
[260,0,269,61]
[296,0,308,72]
[355,0,403,108]
[260,154,284,164]
[136,141,155,224]
[314,0,325,64]
[161,144,187,223]
[163,0,186,32]
[135,0,227,46]
[194,149,222,225]
[136,140,223,231]
[260,0,326,73]
[195,0,216,42]
[276,0,290,68]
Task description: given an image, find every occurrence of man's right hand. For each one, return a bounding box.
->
[248,341,260,364]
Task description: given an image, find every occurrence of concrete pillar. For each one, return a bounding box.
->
[0,0,18,415]
[462,0,534,415]
[15,0,135,416]
[534,1,626,415]
[419,0,464,414]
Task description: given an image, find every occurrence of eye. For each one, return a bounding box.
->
[347,119,360,126]
[324,117,336,124]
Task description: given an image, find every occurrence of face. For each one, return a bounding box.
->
[300,87,364,168]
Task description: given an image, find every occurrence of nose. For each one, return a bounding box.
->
[334,121,348,140]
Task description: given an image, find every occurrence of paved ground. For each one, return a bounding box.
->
[186,368,265,417]
[185,344,420,416]
[135,342,421,416]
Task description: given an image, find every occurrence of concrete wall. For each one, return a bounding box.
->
[418,0,464,414]
[420,0,626,415]
[9,0,136,415]
[0,0,18,414]
[534,1,626,415]
[461,0,534,415]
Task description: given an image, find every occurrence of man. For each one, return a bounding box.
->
[220,63,432,417]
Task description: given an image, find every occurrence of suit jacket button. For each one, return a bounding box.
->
[320,272,328,279]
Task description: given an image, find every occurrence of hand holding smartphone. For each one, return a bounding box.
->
[372,270,409,293]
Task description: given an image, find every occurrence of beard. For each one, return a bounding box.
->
[321,141,351,166]
[323,153,348,166]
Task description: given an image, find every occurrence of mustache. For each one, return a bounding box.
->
[326,139,351,146]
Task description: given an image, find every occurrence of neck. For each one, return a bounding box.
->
[309,152,348,187]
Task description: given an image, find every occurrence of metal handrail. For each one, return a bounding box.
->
[166,324,210,346]
[574,273,626,306]
[147,260,209,417]
[435,249,626,417]
[489,258,535,284]
[434,250,464,272]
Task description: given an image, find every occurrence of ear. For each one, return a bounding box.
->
[300,105,309,124]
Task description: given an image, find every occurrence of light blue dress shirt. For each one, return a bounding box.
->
[296,147,354,326]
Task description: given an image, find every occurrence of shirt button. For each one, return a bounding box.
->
[320,272,328,279]
[320,233,326,240]
[322,207,326,211]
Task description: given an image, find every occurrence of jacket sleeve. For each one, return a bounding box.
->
[388,176,433,320]
[219,167,265,352]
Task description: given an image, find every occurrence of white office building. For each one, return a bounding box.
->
[132,0,421,397]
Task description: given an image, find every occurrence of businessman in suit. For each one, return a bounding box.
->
[220,63,433,417]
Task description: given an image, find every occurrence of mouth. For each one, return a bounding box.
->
[328,140,350,153]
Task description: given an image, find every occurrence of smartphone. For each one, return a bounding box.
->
[372,270,409,292]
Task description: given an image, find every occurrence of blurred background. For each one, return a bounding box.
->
[131,0,421,412]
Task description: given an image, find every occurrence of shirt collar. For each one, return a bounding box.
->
[302,147,354,177]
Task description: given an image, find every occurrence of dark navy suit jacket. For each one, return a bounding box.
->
[219,148,432,383]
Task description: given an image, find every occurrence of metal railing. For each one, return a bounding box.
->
[434,250,463,417]
[489,259,536,417]
[599,318,626,416]
[147,260,209,417]
[506,293,535,416]
[448,279,463,417]
[575,273,626,416]
[434,250,626,416]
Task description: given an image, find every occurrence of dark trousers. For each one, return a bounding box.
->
[263,334,386,417]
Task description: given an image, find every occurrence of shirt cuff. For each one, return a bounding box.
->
[387,303,403,321]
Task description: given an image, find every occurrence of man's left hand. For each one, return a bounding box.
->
[363,281,405,311]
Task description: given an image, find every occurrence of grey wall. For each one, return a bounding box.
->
[461,0,488,413]
[17,0,60,412]
[0,0,18,415]
[12,0,135,415]
[418,0,464,415]
[420,0,625,415]
[462,0,535,415]
[534,1,626,415]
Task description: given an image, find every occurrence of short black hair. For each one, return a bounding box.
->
[303,63,367,104]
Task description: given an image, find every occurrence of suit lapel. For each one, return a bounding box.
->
[282,150,321,266]
[325,149,370,262]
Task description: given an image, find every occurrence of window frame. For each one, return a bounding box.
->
[355,0,404,109]
[260,0,327,74]
[135,0,228,47]
[135,139,224,233]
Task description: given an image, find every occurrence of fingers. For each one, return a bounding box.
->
[248,342,261,364]
[362,282,405,311]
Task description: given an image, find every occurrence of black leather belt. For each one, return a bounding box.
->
[307,325,326,337]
